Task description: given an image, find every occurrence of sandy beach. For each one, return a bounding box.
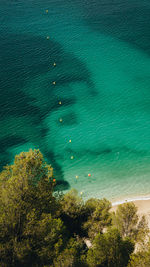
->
[112,199,150,228]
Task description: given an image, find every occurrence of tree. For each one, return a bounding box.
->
[83,198,112,239]
[113,202,149,244]
[1,149,150,267]
[128,242,150,267]
[0,149,63,266]
[53,237,88,267]
[24,213,65,266]
[135,215,149,248]
[60,189,86,235]
[87,228,134,267]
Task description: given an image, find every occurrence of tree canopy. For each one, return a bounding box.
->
[0,149,149,267]
[0,149,62,266]
[87,228,134,267]
[112,202,149,246]
[83,198,112,239]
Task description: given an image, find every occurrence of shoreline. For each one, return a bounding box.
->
[111,197,150,228]
[112,195,150,206]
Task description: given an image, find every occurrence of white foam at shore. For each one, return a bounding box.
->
[112,195,150,206]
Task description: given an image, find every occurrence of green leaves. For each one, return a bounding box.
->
[87,228,134,267]
[113,202,138,239]
[60,189,86,236]
[0,149,149,267]
[60,189,84,219]
[53,237,87,267]
[0,149,61,266]
[83,198,112,239]
[112,202,149,246]
[128,246,150,267]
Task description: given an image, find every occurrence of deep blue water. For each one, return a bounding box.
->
[1,0,150,201]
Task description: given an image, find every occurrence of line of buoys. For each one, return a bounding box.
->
[43,10,88,194]
[44,24,92,193]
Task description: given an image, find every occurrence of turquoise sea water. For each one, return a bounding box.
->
[1,0,150,201]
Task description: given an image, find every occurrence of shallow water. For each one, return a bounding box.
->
[1,0,150,201]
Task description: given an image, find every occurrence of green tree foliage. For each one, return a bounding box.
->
[0,149,64,266]
[113,202,149,244]
[135,215,149,249]
[0,149,149,267]
[83,198,112,239]
[53,237,88,267]
[1,213,65,267]
[60,189,86,235]
[87,228,134,267]
[128,242,150,267]
[60,189,84,218]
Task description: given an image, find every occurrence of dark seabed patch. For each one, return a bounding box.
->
[0,136,26,168]
[54,180,70,191]
[78,0,150,55]
[44,151,70,190]
[0,31,93,190]
[1,0,150,199]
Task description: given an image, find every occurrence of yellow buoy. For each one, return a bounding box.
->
[69,139,72,143]
[71,156,74,160]
[53,62,56,66]
[46,9,48,13]
[59,101,62,105]
[75,175,79,179]
[80,191,83,195]
[59,118,63,122]
[52,81,56,85]
[47,36,50,40]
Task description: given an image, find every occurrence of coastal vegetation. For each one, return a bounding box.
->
[0,149,150,267]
